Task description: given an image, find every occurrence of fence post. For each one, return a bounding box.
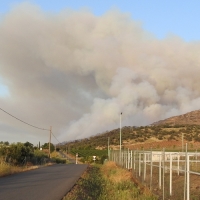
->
[121,150,123,167]
[126,149,129,169]
[115,150,117,164]
[130,150,132,169]
[150,149,153,190]
[159,153,162,189]
[118,150,120,165]
[139,152,141,177]
[117,150,119,165]
[196,149,197,168]
[135,150,138,178]
[187,154,190,200]
[184,143,187,200]
[127,150,128,169]
[123,150,125,168]
[142,150,144,183]
[170,153,172,196]
[132,150,134,175]
[144,151,146,181]
[162,148,165,200]
[124,150,126,168]
[177,152,180,175]
[119,150,121,166]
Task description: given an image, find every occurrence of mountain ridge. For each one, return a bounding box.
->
[151,109,200,126]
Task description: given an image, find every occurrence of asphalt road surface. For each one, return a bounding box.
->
[0,164,88,200]
[59,152,75,164]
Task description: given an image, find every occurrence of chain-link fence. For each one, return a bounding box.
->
[109,147,200,200]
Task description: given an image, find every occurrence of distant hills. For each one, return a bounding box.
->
[60,110,200,151]
[152,110,200,126]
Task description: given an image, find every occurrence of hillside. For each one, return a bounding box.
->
[60,110,200,152]
[152,110,200,126]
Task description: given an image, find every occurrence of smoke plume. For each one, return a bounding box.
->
[0,3,200,143]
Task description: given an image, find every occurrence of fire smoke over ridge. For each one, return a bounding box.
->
[0,3,200,142]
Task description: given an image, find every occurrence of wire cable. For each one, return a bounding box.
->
[52,132,61,143]
[0,107,49,131]
[0,107,61,143]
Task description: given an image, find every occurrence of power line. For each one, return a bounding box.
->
[52,132,61,143]
[0,107,49,131]
[0,107,61,143]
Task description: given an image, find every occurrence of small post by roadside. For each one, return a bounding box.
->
[76,153,78,164]
[93,156,96,163]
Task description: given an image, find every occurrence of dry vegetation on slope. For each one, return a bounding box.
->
[152,110,200,126]
[61,110,200,152]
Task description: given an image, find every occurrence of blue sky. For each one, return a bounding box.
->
[1,0,200,42]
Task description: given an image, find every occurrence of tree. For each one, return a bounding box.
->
[56,147,60,151]
[7,143,34,165]
[0,145,7,159]
[24,142,34,150]
[4,141,9,145]
[42,143,55,153]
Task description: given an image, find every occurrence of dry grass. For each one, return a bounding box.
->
[64,162,157,200]
[51,151,60,158]
[0,163,16,175]
[101,161,132,183]
[0,162,23,177]
[0,162,51,177]
[100,162,156,199]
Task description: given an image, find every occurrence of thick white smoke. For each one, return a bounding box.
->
[0,3,200,143]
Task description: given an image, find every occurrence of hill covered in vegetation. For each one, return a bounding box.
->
[152,110,200,126]
[61,124,200,152]
[60,110,200,151]
[58,110,200,162]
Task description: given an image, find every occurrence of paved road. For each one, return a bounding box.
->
[59,152,75,164]
[0,164,88,200]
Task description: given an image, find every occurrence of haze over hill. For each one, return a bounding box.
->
[152,109,200,126]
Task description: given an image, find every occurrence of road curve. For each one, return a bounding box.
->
[0,164,88,200]
[59,152,76,164]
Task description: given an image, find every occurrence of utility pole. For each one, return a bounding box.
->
[120,112,122,151]
[120,112,122,165]
[108,137,110,160]
[49,126,52,158]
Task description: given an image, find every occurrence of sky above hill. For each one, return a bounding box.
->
[0,1,200,145]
